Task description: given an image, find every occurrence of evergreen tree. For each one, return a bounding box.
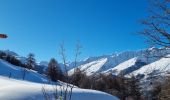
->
[26,53,36,70]
[47,58,62,81]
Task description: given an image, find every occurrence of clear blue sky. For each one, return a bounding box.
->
[0,0,148,62]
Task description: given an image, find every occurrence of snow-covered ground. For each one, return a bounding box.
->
[0,76,118,100]
[0,59,48,83]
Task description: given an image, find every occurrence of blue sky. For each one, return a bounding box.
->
[0,0,148,62]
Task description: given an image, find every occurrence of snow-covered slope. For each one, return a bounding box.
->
[69,58,108,76]
[0,76,119,100]
[68,47,170,76]
[103,57,141,75]
[131,55,170,78]
[0,59,48,83]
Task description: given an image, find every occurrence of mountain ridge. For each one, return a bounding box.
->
[1,47,170,79]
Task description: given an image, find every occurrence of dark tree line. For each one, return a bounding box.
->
[68,69,143,100]
[0,51,25,67]
[0,51,36,70]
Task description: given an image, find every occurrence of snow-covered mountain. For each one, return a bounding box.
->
[131,54,170,79]
[2,47,170,79]
[68,47,170,78]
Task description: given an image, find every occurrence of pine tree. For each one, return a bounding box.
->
[26,53,36,70]
[47,58,62,81]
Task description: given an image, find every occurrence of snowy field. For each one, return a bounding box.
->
[0,76,119,100]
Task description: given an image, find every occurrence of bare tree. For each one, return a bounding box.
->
[59,42,67,76]
[43,42,82,100]
[58,42,70,100]
[69,41,82,100]
[58,41,82,100]
[140,0,170,47]
[74,41,82,68]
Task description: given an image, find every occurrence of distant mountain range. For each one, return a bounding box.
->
[2,47,170,80]
[68,47,170,79]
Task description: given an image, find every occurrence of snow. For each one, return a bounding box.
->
[68,58,108,76]
[0,59,48,83]
[0,76,119,100]
[38,61,49,67]
[131,55,170,78]
[103,57,138,75]
[67,51,141,76]
[67,47,170,77]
